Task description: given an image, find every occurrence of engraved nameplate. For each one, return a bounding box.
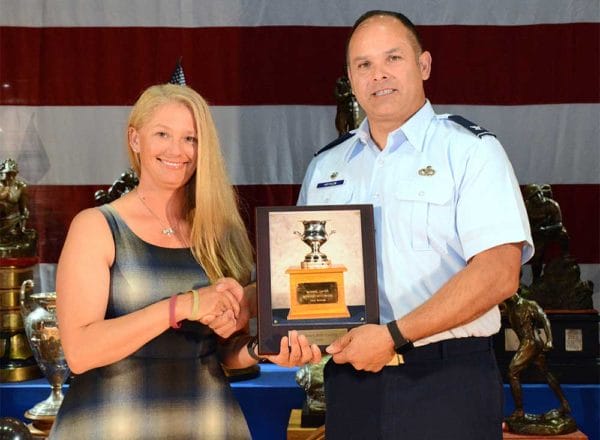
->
[565,328,583,351]
[293,328,348,346]
[297,282,338,304]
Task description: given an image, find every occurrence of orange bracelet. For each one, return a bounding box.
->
[169,294,182,329]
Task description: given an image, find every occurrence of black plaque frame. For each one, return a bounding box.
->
[256,204,378,354]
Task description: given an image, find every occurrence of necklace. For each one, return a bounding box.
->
[135,190,176,236]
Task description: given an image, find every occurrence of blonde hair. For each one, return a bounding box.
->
[127,84,253,285]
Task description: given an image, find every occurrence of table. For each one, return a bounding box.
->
[1,365,598,440]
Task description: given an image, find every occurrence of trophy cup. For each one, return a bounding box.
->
[294,220,334,268]
[20,279,70,434]
[286,220,350,320]
[0,158,41,382]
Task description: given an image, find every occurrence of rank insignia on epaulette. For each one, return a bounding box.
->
[448,115,496,138]
[314,132,356,156]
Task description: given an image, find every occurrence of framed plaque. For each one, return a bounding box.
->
[255,204,378,354]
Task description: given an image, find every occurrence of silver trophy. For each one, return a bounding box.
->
[20,280,70,417]
[294,220,335,268]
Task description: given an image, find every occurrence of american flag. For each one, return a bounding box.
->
[169,57,186,85]
[0,1,598,308]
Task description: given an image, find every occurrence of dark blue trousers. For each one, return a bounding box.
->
[324,337,503,440]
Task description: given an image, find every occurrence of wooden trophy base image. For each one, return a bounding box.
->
[286,265,350,320]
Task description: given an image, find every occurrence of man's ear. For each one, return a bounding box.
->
[419,51,432,81]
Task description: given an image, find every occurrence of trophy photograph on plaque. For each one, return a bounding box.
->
[255,205,378,354]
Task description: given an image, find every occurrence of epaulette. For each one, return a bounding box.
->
[447,115,496,138]
[314,132,356,157]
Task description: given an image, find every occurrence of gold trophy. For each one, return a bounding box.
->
[0,158,41,382]
[286,220,350,320]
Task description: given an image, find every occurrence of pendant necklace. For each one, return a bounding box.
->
[136,189,176,236]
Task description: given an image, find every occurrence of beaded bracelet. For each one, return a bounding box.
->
[190,289,200,320]
[169,294,182,329]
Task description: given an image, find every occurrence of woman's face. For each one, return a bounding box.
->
[129,101,198,191]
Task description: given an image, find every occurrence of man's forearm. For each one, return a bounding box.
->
[397,242,524,342]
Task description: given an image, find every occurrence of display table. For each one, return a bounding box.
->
[1,365,598,440]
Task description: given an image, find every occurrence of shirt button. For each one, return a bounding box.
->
[418,191,425,197]
[377,159,384,166]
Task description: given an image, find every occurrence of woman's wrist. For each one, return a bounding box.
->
[174,291,194,322]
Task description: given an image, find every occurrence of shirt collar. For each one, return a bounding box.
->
[401,100,435,152]
[349,100,434,157]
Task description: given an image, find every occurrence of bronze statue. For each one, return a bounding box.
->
[521,183,594,310]
[295,354,330,427]
[334,75,365,136]
[0,158,37,257]
[523,183,569,282]
[503,294,577,435]
[522,256,594,310]
[94,168,139,205]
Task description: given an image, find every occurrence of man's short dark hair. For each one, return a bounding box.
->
[346,10,424,63]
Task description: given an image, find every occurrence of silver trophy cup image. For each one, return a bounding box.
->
[294,220,336,268]
[20,280,70,418]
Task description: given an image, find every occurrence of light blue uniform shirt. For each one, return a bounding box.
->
[298,101,533,346]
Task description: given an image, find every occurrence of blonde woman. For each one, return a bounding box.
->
[52,84,320,439]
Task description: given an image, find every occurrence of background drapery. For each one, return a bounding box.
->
[0,0,598,307]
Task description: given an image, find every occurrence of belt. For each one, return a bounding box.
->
[386,336,493,366]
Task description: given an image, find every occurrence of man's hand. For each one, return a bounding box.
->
[326,324,396,372]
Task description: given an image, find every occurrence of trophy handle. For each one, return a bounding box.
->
[293,230,303,237]
[20,279,34,308]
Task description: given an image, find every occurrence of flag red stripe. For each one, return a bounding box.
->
[26,184,599,264]
[1,24,598,106]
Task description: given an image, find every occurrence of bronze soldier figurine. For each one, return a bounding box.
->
[0,158,37,257]
[503,294,577,435]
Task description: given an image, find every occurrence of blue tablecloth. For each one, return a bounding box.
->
[1,364,598,439]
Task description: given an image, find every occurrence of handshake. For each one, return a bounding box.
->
[180,277,322,367]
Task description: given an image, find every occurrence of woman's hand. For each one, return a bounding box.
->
[203,281,254,338]
[196,278,242,326]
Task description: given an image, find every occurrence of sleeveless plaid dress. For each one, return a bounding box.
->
[49,204,251,439]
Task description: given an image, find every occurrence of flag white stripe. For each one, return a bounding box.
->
[0,104,598,186]
[1,0,597,27]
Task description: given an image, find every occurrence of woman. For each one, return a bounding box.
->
[52,84,320,439]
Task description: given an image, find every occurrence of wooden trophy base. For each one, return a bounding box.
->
[503,428,587,439]
[286,265,350,320]
[287,409,325,440]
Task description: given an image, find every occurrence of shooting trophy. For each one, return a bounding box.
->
[286,220,349,320]
[0,158,41,382]
[20,279,70,435]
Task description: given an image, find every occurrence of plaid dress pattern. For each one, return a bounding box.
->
[49,204,251,439]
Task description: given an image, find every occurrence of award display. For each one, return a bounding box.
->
[256,205,378,354]
[20,280,70,435]
[286,220,350,320]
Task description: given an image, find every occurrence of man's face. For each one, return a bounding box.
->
[347,16,431,127]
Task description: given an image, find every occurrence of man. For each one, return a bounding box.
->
[298,10,533,439]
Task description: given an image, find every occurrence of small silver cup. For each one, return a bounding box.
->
[294,220,335,268]
[20,280,70,417]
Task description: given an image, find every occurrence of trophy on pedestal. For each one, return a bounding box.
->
[0,158,41,383]
[286,220,350,320]
[20,279,70,436]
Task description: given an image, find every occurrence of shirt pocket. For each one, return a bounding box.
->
[308,182,354,205]
[390,178,454,251]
